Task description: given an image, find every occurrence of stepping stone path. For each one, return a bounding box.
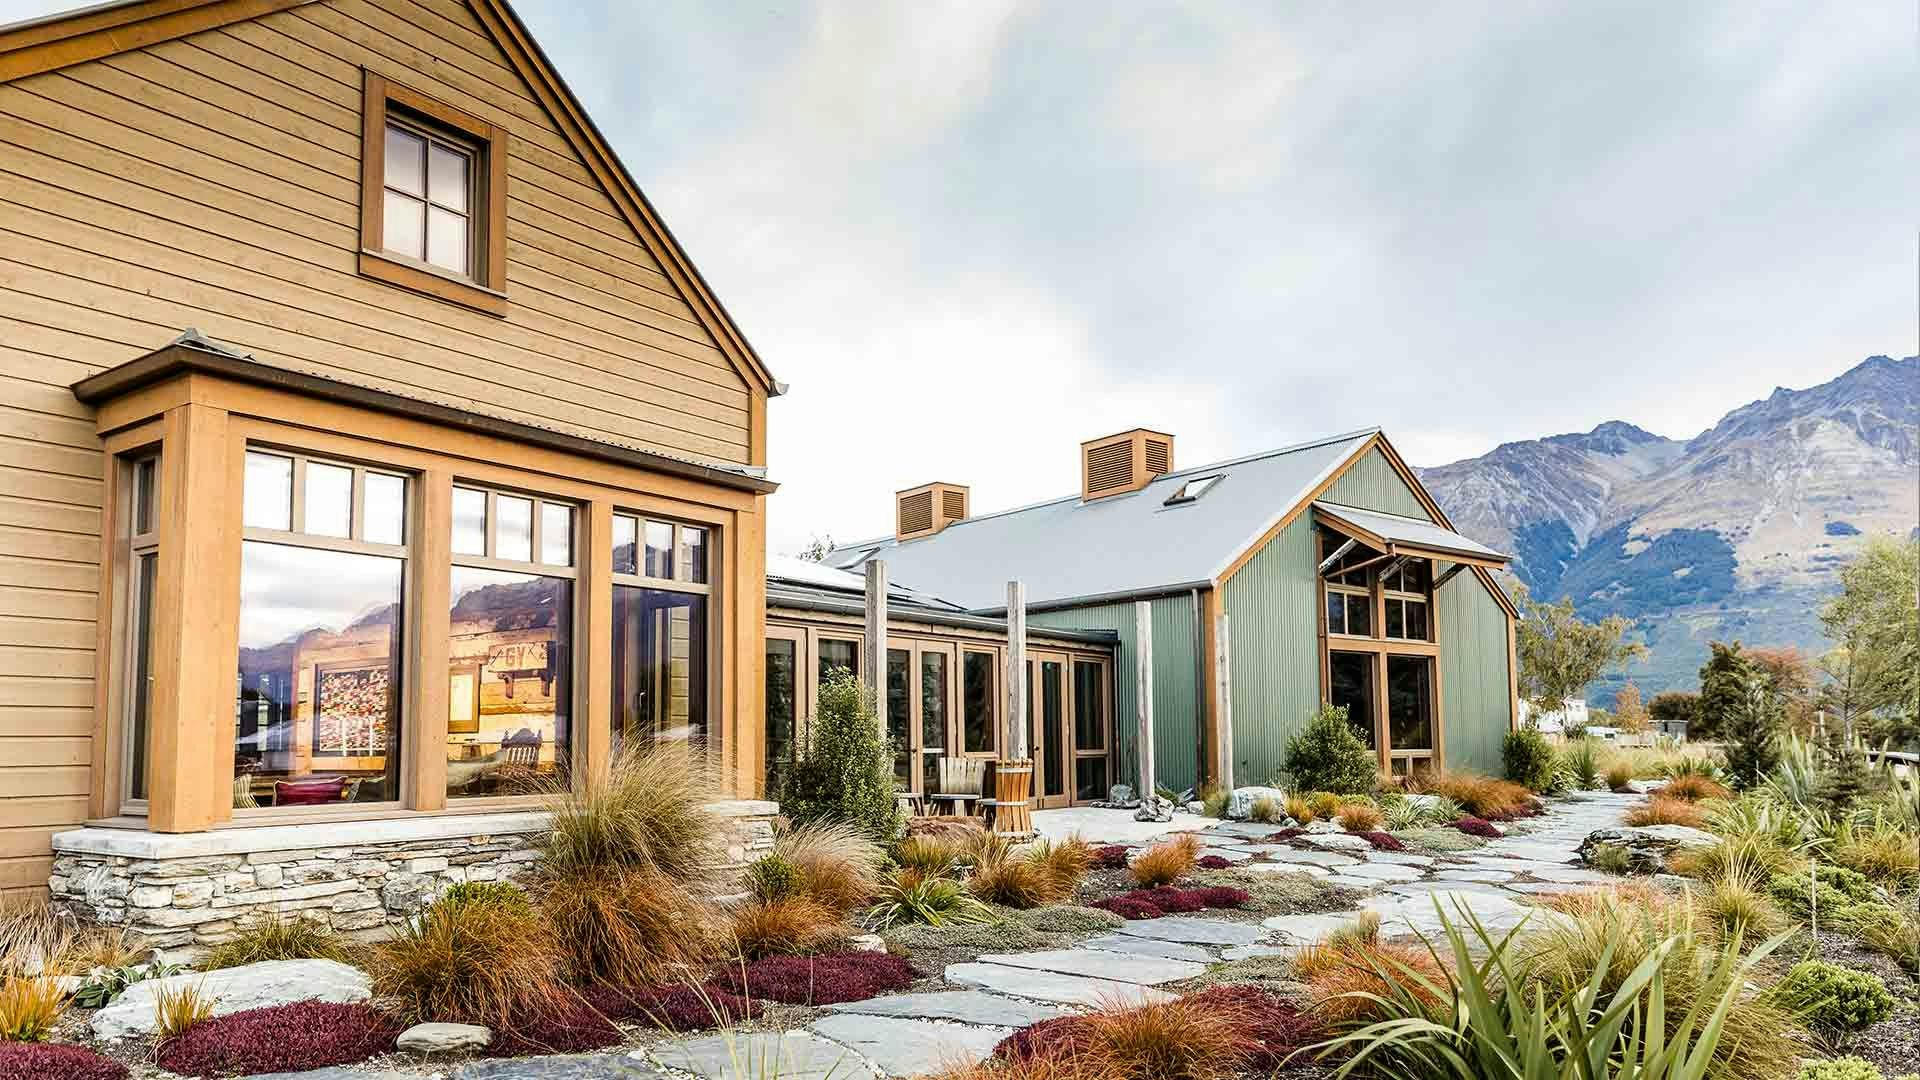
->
[341,793,1640,1080]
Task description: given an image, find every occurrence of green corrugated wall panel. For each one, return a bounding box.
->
[1323,448,1431,518]
[1030,596,1203,795]
[1222,514,1320,786]
[1439,572,1513,774]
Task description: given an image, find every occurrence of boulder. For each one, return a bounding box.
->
[1304,819,1341,834]
[1108,784,1136,804]
[1576,825,1715,874]
[399,1021,493,1054]
[1224,786,1289,821]
[1132,795,1174,823]
[91,959,371,1039]
[847,933,887,953]
[1183,801,1205,815]
[1625,779,1666,796]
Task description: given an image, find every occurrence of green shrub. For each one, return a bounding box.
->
[1796,1058,1887,1080]
[865,873,993,929]
[1565,737,1603,790]
[438,880,530,915]
[781,671,903,841]
[1502,728,1558,793]
[1589,843,1633,875]
[1283,704,1378,795]
[1772,960,1895,1036]
[742,854,801,903]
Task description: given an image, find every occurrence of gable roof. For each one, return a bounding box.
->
[1312,501,1510,565]
[0,0,781,399]
[824,429,1381,611]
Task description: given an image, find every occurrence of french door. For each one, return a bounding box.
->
[1027,651,1078,809]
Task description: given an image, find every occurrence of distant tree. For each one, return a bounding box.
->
[1818,538,1920,748]
[1612,682,1650,735]
[1723,669,1784,789]
[797,534,836,563]
[1513,587,1648,721]
[1647,691,1699,736]
[1746,645,1818,736]
[1694,641,1755,742]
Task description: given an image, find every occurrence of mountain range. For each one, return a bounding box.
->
[1418,354,1918,704]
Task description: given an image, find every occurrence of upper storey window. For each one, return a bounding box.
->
[359,72,509,316]
[383,121,475,277]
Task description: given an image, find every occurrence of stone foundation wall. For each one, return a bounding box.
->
[50,802,777,963]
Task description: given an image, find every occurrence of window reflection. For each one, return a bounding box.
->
[612,586,708,749]
[452,488,487,556]
[243,452,292,531]
[447,566,571,798]
[962,651,993,754]
[764,638,797,797]
[887,648,910,787]
[235,541,403,807]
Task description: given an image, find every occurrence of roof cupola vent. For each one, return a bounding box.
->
[1081,428,1175,500]
[896,482,969,540]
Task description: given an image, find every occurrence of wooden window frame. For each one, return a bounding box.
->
[609,510,721,760]
[116,451,161,814]
[360,71,509,317]
[1315,527,1445,774]
[235,446,415,816]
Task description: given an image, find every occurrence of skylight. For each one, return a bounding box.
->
[1164,474,1223,505]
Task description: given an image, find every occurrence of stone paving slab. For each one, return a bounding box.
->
[1522,864,1617,883]
[1260,848,1362,867]
[1221,943,1295,962]
[974,948,1205,984]
[1198,846,1255,863]
[1210,823,1294,841]
[1335,862,1423,883]
[1428,868,1516,883]
[1259,911,1365,945]
[1361,852,1435,866]
[455,1058,668,1080]
[1109,915,1267,946]
[826,990,1064,1028]
[810,1014,1005,1078]
[1302,833,1374,852]
[946,962,1175,1007]
[646,1032,878,1080]
[1240,861,1330,878]
[1326,874,1384,889]
[1080,933,1216,963]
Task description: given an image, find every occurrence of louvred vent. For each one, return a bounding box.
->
[1144,438,1171,476]
[897,490,933,535]
[1085,441,1135,496]
[942,489,967,520]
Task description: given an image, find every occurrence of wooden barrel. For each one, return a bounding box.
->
[988,759,1034,834]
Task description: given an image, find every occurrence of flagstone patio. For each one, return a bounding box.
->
[249,792,1637,1080]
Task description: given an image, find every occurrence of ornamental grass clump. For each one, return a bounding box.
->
[0,1043,128,1080]
[1334,802,1384,833]
[728,896,847,959]
[1283,793,1316,825]
[152,980,214,1039]
[868,872,994,929]
[894,834,963,877]
[370,883,570,1026]
[1412,771,1537,820]
[1605,760,1636,792]
[1627,794,1708,828]
[1248,796,1283,823]
[541,865,725,985]
[155,1002,400,1078]
[1127,834,1201,888]
[967,836,1091,909]
[0,976,60,1042]
[774,820,888,914]
[1313,903,1792,1080]
[1697,877,1789,943]
[1661,773,1733,803]
[200,911,356,970]
[983,986,1320,1080]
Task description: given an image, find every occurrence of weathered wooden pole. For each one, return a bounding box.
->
[1006,580,1028,759]
[862,559,888,707]
[1214,611,1234,788]
[1135,600,1155,798]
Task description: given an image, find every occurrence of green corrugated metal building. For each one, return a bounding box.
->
[827,427,1519,799]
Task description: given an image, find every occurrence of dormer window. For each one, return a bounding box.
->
[359,72,509,316]
[1164,474,1222,505]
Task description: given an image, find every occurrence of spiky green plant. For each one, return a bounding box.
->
[867,873,995,929]
[1312,902,1791,1080]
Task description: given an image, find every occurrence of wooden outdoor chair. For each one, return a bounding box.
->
[928,757,986,818]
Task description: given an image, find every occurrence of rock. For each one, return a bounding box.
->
[246,1070,421,1080]
[1109,784,1136,804]
[1260,847,1360,868]
[825,990,1063,1027]
[92,959,370,1039]
[946,962,1174,1007]
[458,1057,667,1080]
[1335,862,1423,883]
[381,871,445,914]
[1183,801,1206,815]
[846,933,887,953]
[1576,825,1716,874]
[648,1032,878,1080]
[1301,832,1373,852]
[1259,912,1366,945]
[1132,795,1174,823]
[1079,934,1215,963]
[973,948,1205,985]
[809,1014,1003,1078]
[1109,915,1266,946]
[399,1021,493,1054]
[1304,819,1341,834]
[1625,779,1666,795]
[1224,786,1289,821]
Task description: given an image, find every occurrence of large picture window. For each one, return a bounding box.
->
[611,513,713,752]
[446,485,576,799]
[235,450,409,808]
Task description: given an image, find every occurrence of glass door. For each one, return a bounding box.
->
[917,644,955,797]
[885,645,912,790]
[763,626,803,798]
[1386,654,1435,778]
[1028,652,1071,809]
[1072,659,1110,803]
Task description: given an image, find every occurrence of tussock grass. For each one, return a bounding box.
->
[151,980,214,1039]
[539,742,724,881]
[1408,771,1534,820]
[370,886,569,1026]
[968,837,1091,908]
[729,896,848,958]
[201,912,355,970]
[1659,773,1732,803]
[1127,834,1201,889]
[775,820,886,914]
[539,865,723,987]
[0,975,63,1041]
[1334,802,1384,833]
[1282,794,1315,825]
[1624,794,1706,829]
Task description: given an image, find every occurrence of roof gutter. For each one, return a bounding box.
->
[768,589,1120,645]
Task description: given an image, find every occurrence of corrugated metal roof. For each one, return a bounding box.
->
[1312,501,1510,562]
[824,429,1379,611]
[766,554,967,612]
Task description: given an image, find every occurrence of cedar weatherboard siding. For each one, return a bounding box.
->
[0,0,766,899]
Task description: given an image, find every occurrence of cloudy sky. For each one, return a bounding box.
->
[8,0,1912,553]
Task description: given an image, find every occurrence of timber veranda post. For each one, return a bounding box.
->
[993,579,1034,833]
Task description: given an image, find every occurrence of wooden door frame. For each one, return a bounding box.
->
[1027,650,1072,809]
[1069,655,1114,805]
[911,640,958,798]
[762,624,805,796]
